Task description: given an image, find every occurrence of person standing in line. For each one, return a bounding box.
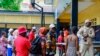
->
[58,31,64,56]
[0,31,8,56]
[14,26,31,56]
[63,27,69,54]
[7,28,14,56]
[77,19,95,56]
[65,26,79,56]
[38,27,48,56]
[12,29,18,56]
[63,27,69,43]
[28,26,36,42]
[46,24,56,56]
[13,29,18,39]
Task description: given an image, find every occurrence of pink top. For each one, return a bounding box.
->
[0,37,7,56]
[58,35,64,50]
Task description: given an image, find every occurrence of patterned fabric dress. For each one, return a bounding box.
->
[0,38,7,56]
[66,36,77,56]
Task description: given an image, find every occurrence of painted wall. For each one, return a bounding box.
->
[78,2,100,26]
[55,0,71,18]
[0,14,54,28]
[0,14,54,24]
[59,12,70,23]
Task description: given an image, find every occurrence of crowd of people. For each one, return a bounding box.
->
[0,19,95,56]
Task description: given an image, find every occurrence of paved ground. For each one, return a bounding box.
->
[13,47,100,56]
[55,48,59,56]
[55,48,100,56]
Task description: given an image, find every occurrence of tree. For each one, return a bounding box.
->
[0,0,23,11]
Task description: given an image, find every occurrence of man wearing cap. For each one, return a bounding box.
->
[7,28,14,56]
[77,19,95,56]
[28,26,36,42]
[14,26,31,56]
[46,24,56,56]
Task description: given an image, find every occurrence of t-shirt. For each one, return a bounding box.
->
[14,35,31,56]
[58,35,64,49]
[28,31,35,42]
[7,34,14,48]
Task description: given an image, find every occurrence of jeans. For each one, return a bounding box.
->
[59,49,63,56]
[7,48,12,56]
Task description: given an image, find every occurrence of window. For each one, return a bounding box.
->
[44,0,53,5]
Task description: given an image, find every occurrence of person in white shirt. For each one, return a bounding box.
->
[77,19,95,56]
[13,29,18,39]
[7,28,14,56]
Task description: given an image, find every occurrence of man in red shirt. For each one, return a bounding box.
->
[28,26,36,42]
[14,26,31,56]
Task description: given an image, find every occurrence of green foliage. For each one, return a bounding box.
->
[0,0,23,11]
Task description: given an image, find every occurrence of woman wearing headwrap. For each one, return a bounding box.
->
[39,27,48,56]
[31,27,48,56]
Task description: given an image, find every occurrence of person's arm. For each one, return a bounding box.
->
[28,32,35,42]
[77,27,84,39]
[54,37,56,54]
[88,28,95,38]
[13,45,16,55]
[26,40,31,51]
[3,37,8,43]
[8,36,12,45]
[65,35,69,56]
[75,36,79,51]
[13,40,16,55]
[41,40,46,56]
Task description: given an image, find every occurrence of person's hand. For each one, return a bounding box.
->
[83,37,87,41]
[83,33,88,38]
[77,51,81,56]
[83,33,88,41]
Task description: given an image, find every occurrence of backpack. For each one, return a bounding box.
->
[30,35,42,54]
